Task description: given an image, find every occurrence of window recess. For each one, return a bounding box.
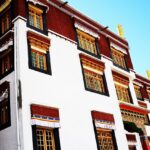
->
[0,7,11,35]
[27,31,51,74]
[112,72,132,103]
[80,54,108,95]
[111,46,127,70]
[134,84,143,100]
[0,47,14,78]
[31,104,61,150]
[76,29,99,56]
[0,81,10,130]
[91,111,117,150]
[27,3,47,34]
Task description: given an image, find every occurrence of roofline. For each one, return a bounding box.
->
[47,0,129,47]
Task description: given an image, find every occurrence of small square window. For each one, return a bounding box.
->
[77,29,99,56]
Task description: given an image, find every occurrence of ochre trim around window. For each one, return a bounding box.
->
[80,53,105,72]
[27,31,50,49]
[112,71,129,86]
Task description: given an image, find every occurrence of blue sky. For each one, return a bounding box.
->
[67,0,150,78]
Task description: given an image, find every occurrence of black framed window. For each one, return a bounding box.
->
[80,54,109,95]
[111,46,128,71]
[134,85,143,100]
[76,29,100,57]
[32,126,61,150]
[0,47,14,79]
[0,81,11,130]
[27,3,47,34]
[0,7,11,35]
[27,33,51,75]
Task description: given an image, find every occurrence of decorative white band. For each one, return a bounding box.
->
[0,40,13,53]
[31,118,60,128]
[110,42,127,54]
[95,120,115,130]
[74,22,99,38]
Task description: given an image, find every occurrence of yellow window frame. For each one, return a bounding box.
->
[28,4,43,30]
[77,29,97,55]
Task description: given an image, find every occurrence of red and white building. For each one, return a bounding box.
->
[0,0,150,150]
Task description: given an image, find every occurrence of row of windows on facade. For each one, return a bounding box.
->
[1,47,150,110]
[1,4,150,104]
[0,93,140,150]
[0,3,128,71]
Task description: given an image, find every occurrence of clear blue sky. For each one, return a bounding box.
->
[67,0,150,78]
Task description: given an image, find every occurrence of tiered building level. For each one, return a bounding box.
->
[0,0,150,150]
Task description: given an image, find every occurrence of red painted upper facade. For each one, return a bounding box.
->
[0,0,134,71]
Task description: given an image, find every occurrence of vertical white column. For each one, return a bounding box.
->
[129,79,139,105]
[13,17,28,150]
[102,57,129,150]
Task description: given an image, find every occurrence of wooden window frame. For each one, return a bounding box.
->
[76,29,100,57]
[0,82,11,131]
[28,41,51,75]
[147,90,150,100]
[80,55,109,96]
[134,85,143,100]
[0,7,11,35]
[27,3,47,35]
[115,84,132,104]
[0,47,14,79]
[32,125,61,150]
[111,47,128,71]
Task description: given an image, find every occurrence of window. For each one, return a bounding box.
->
[111,47,127,69]
[0,81,10,130]
[0,0,11,13]
[96,128,115,150]
[115,84,131,103]
[80,54,108,95]
[36,128,56,150]
[77,29,98,56]
[0,9,11,35]
[31,105,61,150]
[27,31,51,74]
[112,72,132,103]
[31,49,47,71]
[134,85,143,100]
[147,90,150,99]
[0,47,14,78]
[91,111,117,150]
[28,4,44,31]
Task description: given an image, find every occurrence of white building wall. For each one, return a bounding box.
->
[13,17,131,150]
